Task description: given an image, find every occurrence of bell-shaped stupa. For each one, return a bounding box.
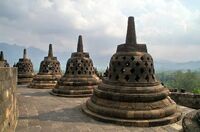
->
[51,35,100,97]
[82,17,181,127]
[16,49,34,84]
[29,44,62,89]
[0,51,9,67]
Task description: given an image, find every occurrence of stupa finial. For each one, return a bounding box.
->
[23,49,27,59]
[48,44,53,58]
[125,16,137,45]
[0,51,4,61]
[77,35,83,52]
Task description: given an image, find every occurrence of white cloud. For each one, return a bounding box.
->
[0,0,200,64]
[149,44,200,62]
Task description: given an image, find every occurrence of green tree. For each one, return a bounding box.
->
[157,70,200,93]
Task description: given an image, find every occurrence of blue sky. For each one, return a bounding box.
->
[182,0,200,10]
[0,0,200,65]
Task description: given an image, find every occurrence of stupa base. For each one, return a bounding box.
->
[182,110,200,132]
[82,103,182,127]
[18,74,34,85]
[50,86,96,97]
[28,74,61,89]
[50,91,92,97]
[28,83,56,89]
[18,78,33,85]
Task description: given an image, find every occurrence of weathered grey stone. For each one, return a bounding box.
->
[0,67,18,132]
[0,51,9,67]
[170,91,200,109]
[182,110,200,132]
[15,49,35,85]
[82,16,181,127]
[29,44,62,89]
[16,86,194,132]
[51,35,100,97]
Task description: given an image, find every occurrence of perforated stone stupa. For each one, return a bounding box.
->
[29,44,62,89]
[0,51,9,67]
[51,35,100,97]
[16,49,34,84]
[82,16,181,127]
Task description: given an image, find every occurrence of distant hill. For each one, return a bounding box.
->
[1,42,200,72]
[155,60,200,72]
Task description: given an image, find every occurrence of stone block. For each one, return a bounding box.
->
[0,67,17,132]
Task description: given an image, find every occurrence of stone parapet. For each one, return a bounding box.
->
[170,91,200,109]
[0,67,18,132]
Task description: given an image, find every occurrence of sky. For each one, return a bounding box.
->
[0,0,200,65]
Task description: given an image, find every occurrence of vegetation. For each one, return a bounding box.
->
[156,70,200,94]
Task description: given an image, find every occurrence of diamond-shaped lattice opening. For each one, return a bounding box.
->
[125,62,130,67]
[72,71,74,75]
[140,68,144,74]
[141,56,144,61]
[78,71,81,74]
[115,75,119,80]
[125,75,129,81]
[109,74,112,79]
[149,69,151,73]
[151,63,153,66]
[147,57,150,60]
[115,56,118,60]
[131,56,135,61]
[117,62,121,66]
[145,75,149,82]
[145,62,148,67]
[112,62,115,65]
[136,62,140,66]
[123,56,126,60]
[50,67,55,71]
[152,75,155,80]
[135,75,140,82]
[121,68,125,73]
[130,68,135,73]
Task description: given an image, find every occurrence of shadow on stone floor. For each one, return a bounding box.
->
[17,104,102,124]
[17,86,51,97]
[20,90,51,97]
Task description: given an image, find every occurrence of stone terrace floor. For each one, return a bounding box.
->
[16,85,194,132]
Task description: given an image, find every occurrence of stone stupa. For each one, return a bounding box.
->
[0,51,9,67]
[51,35,100,97]
[15,49,34,84]
[29,44,62,89]
[182,110,200,132]
[82,16,181,127]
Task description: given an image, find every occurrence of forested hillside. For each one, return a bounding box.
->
[157,70,200,93]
